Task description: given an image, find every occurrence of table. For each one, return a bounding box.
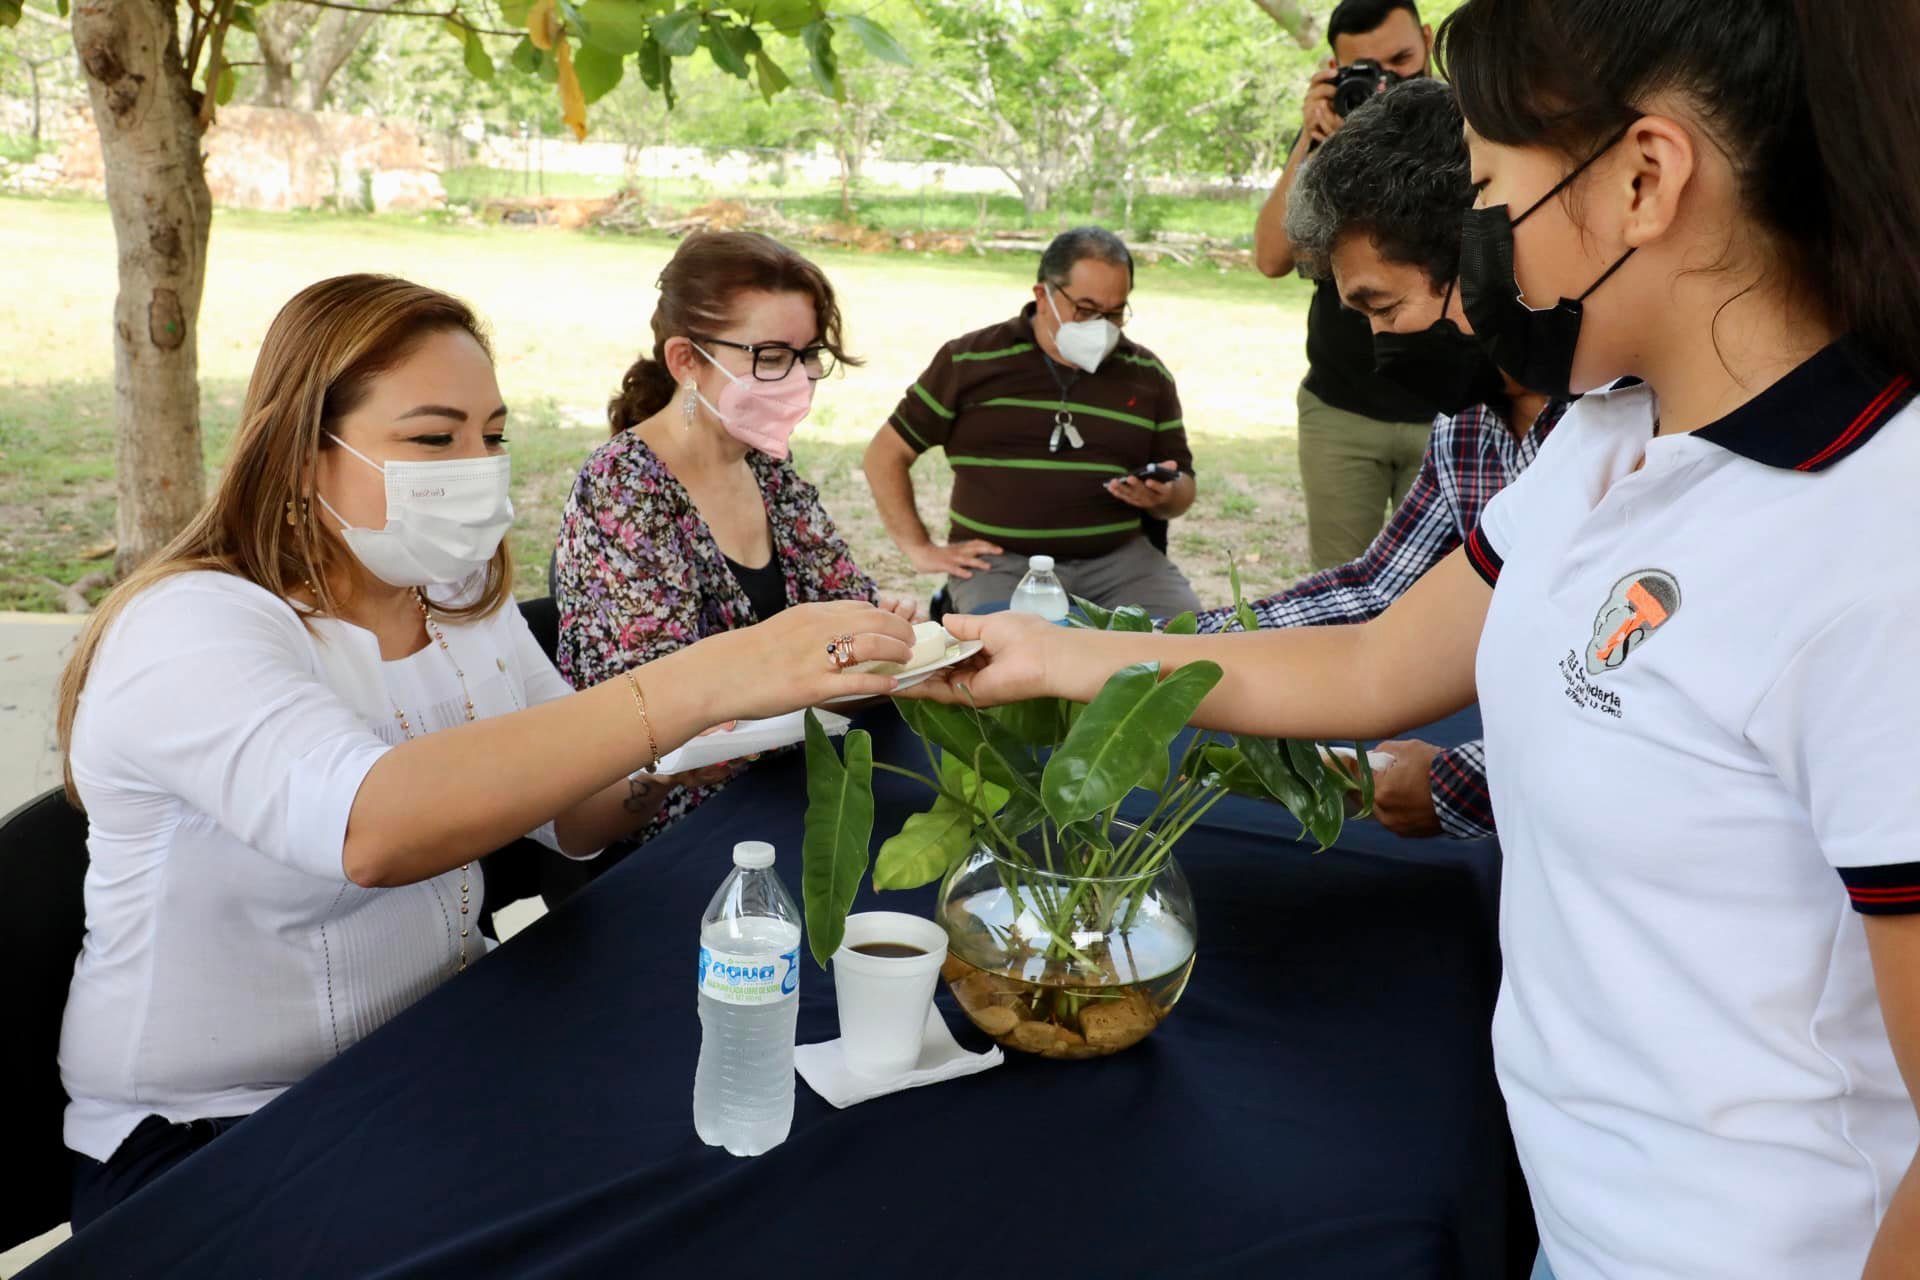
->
[27,708,1520,1279]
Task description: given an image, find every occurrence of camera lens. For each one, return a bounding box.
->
[1333,79,1375,117]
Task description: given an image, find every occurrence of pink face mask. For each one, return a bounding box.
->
[690,343,815,460]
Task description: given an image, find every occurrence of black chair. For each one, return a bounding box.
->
[0,786,90,1251]
[517,595,560,669]
[502,594,611,914]
[471,598,567,936]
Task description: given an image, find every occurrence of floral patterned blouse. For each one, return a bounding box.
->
[553,432,878,843]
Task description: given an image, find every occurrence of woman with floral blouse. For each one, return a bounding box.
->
[553,232,917,871]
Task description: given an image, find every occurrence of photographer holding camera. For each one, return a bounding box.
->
[1255,0,1437,570]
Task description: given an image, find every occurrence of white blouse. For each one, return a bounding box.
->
[59,570,582,1161]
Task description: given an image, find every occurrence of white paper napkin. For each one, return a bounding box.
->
[795,1005,1003,1108]
[651,710,850,775]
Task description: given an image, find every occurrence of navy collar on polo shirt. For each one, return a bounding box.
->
[1692,336,1915,472]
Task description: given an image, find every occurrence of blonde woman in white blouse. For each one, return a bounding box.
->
[53,275,913,1226]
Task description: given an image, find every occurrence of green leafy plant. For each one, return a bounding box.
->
[799,569,1375,967]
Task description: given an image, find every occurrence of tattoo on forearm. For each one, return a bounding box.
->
[624,775,658,815]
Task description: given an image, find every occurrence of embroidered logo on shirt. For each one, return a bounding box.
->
[1585,570,1681,675]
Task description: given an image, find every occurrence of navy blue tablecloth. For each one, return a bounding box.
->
[28,707,1516,1280]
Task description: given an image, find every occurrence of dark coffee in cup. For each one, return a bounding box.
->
[850,942,927,959]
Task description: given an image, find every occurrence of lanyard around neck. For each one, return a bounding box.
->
[1041,351,1085,452]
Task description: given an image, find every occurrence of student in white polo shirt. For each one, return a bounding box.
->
[912,1,1920,1274]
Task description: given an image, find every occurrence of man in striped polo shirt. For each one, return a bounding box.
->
[863,228,1203,616]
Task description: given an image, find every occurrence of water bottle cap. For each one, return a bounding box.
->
[1029,555,1055,572]
[733,841,775,869]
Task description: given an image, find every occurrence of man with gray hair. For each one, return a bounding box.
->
[1197,78,1565,840]
[865,227,1202,615]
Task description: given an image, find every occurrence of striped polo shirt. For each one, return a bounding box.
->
[887,304,1191,557]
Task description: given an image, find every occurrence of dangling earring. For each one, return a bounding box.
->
[682,384,697,431]
[285,497,309,527]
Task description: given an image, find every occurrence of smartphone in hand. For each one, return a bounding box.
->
[1131,464,1181,484]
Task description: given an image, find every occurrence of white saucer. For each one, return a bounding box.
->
[823,639,985,704]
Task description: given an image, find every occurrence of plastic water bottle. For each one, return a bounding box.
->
[1009,554,1070,622]
[693,841,802,1157]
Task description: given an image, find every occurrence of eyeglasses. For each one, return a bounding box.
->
[694,336,837,382]
[1049,285,1132,328]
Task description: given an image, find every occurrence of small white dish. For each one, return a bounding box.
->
[1318,744,1397,776]
[823,639,985,704]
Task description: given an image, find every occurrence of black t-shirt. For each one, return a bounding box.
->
[1301,278,1435,424]
[724,553,787,622]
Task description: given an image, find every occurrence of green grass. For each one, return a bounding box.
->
[0,133,50,164]
[442,166,1265,243]
[0,194,1314,612]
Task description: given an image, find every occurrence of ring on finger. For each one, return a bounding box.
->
[826,633,856,671]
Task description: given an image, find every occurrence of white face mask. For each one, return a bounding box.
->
[316,434,514,588]
[1046,287,1123,373]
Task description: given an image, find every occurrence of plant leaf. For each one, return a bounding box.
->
[571,38,623,101]
[452,23,496,81]
[1106,605,1153,633]
[229,5,256,34]
[576,0,657,53]
[940,753,1009,815]
[703,22,753,77]
[837,13,912,65]
[738,0,818,29]
[1069,595,1114,630]
[894,698,1039,797]
[1042,661,1223,825]
[509,35,541,73]
[873,797,974,890]
[636,30,676,107]
[1202,744,1267,797]
[1351,741,1377,819]
[1305,771,1346,851]
[991,697,1069,747]
[801,712,874,967]
[1161,611,1198,635]
[214,66,238,106]
[800,18,842,101]
[751,49,791,102]
[1237,735,1314,827]
[498,0,537,24]
[552,36,589,138]
[1229,558,1259,633]
[650,7,702,56]
[994,792,1049,843]
[526,0,556,49]
[1286,738,1329,792]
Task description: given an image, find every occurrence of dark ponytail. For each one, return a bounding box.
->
[609,356,676,432]
[1794,1,1920,375]
[1438,0,1920,374]
[606,230,862,436]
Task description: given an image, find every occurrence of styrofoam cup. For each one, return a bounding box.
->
[832,912,950,1078]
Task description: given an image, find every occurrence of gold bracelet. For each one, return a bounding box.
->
[626,670,660,772]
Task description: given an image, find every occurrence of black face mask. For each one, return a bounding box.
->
[1371,279,1509,415]
[1458,125,1635,398]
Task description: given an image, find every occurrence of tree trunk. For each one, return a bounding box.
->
[73,0,210,578]
[252,2,314,108]
[26,58,41,143]
[1019,176,1049,219]
[295,3,392,111]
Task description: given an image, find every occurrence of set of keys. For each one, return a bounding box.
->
[1048,408,1085,452]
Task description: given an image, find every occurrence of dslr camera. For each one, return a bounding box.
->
[1331,59,1401,117]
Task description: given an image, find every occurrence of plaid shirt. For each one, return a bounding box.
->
[1196,398,1566,838]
